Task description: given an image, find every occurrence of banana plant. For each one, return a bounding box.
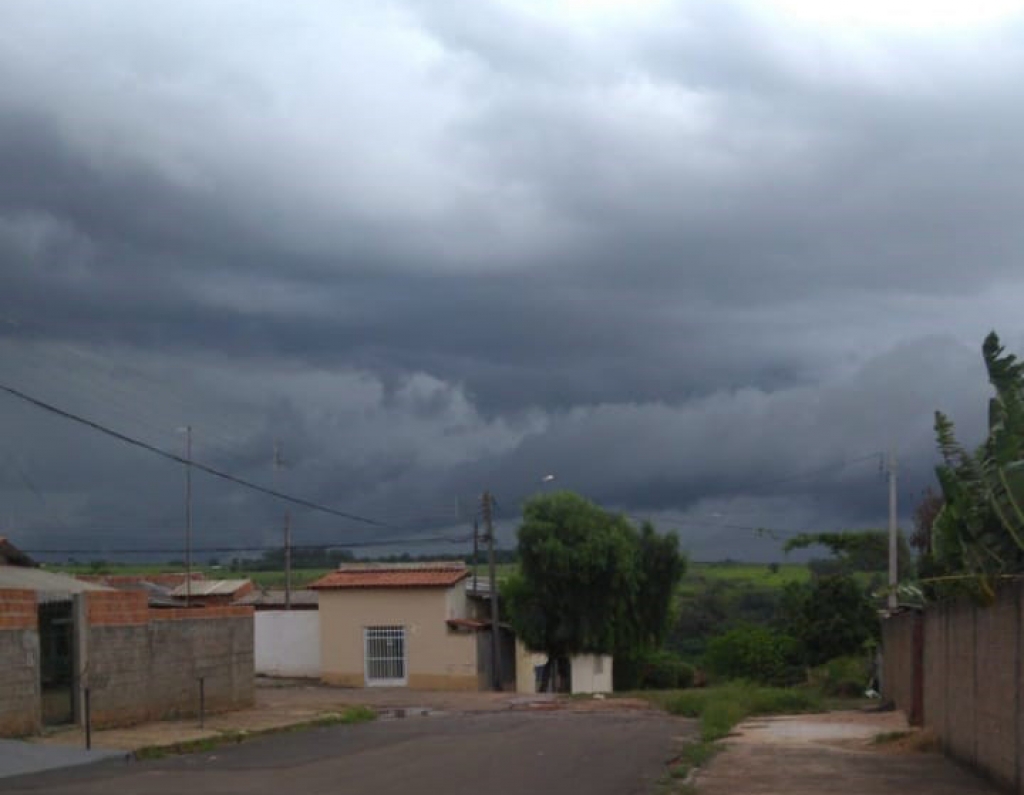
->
[930,333,1024,594]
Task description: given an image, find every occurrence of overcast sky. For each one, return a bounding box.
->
[2,0,1023,562]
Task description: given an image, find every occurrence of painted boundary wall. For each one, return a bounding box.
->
[84,591,255,728]
[883,582,1023,793]
[254,610,320,678]
[0,589,41,736]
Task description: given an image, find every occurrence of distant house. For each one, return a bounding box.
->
[75,573,205,608]
[466,574,612,695]
[237,588,319,610]
[169,578,254,605]
[309,562,512,690]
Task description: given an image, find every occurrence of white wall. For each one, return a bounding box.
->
[515,638,547,694]
[570,654,613,694]
[254,611,321,678]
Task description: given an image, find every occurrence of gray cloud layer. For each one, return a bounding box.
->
[1,0,1023,560]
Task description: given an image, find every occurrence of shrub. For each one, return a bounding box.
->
[780,575,879,666]
[704,625,801,685]
[807,655,869,697]
[642,650,695,689]
[614,648,695,690]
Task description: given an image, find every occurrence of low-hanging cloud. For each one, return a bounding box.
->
[1,0,1022,560]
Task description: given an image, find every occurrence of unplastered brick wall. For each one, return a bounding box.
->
[0,589,40,736]
[84,591,254,728]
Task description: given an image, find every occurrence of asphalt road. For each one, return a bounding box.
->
[1,710,692,795]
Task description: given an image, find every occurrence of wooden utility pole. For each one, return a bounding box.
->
[274,441,292,610]
[472,517,480,592]
[481,491,501,691]
[184,425,193,608]
[284,510,292,610]
[887,449,898,611]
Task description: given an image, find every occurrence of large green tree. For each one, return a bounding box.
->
[779,574,879,666]
[503,492,685,684]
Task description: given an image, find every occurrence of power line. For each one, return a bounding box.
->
[0,382,396,529]
[22,532,475,556]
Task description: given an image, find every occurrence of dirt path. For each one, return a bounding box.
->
[693,712,1001,795]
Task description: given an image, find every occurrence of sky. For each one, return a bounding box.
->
[2,0,1023,562]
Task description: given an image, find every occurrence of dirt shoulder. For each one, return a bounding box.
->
[692,711,1001,795]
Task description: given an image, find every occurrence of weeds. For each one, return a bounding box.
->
[661,681,822,741]
[133,705,376,760]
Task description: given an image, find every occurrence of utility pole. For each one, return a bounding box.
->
[887,449,898,611]
[481,491,501,691]
[472,517,480,592]
[184,425,193,608]
[274,441,292,610]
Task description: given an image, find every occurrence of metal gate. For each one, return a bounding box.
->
[38,599,75,725]
[363,626,407,686]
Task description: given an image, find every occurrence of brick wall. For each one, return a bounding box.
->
[87,590,149,626]
[883,581,1024,793]
[84,592,254,728]
[0,589,40,736]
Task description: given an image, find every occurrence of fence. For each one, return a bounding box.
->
[882,581,1023,792]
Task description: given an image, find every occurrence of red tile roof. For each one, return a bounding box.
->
[309,565,469,590]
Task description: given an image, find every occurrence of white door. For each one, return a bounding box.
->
[363,626,408,686]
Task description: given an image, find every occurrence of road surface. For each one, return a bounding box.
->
[2,710,691,795]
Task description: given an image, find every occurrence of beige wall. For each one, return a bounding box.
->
[319,586,477,689]
[515,639,547,693]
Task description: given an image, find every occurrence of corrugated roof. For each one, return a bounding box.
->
[237,589,319,607]
[309,564,469,590]
[0,566,113,601]
[0,537,37,567]
[169,579,251,597]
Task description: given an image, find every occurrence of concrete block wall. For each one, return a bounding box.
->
[881,611,919,721]
[974,592,1019,790]
[85,592,254,729]
[883,582,1024,793]
[0,589,40,736]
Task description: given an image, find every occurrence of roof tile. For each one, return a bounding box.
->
[309,566,469,590]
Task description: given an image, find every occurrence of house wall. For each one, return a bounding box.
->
[318,587,477,689]
[515,639,547,694]
[84,592,254,728]
[254,610,320,678]
[570,654,613,694]
[0,589,41,736]
[883,582,1024,793]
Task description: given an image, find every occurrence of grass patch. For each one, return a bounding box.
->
[651,681,828,791]
[659,682,823,741]
[133,706,376,760]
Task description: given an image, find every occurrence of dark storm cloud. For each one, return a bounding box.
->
[1,0,1023,559]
